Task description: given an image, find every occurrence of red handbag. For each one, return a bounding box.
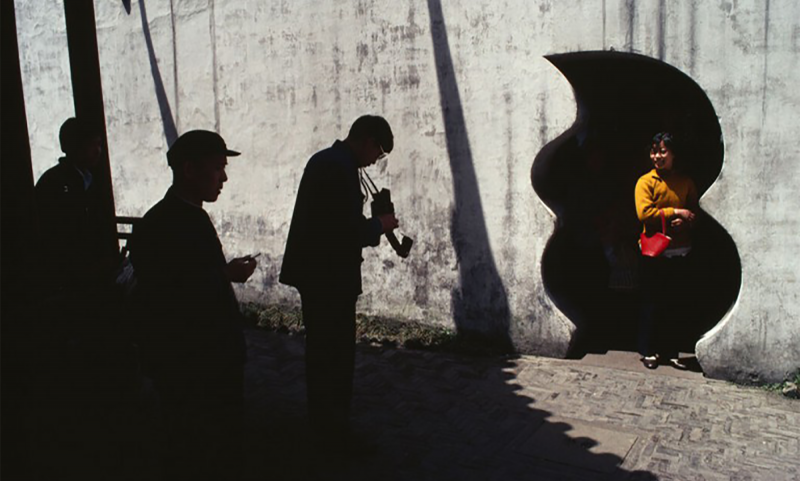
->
[640,210,671,257]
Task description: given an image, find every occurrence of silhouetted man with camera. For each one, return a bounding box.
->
[130,130,257,481]
[280,115,399,451]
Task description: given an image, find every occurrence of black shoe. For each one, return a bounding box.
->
[641,355,659,369]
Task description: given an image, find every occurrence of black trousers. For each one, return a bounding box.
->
[638,254,691,359]
[300,291,357,437]
[152,363,244,481]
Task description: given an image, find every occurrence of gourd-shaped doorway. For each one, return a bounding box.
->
[533,51,741,358]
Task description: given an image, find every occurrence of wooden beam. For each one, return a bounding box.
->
[63,0,119,255]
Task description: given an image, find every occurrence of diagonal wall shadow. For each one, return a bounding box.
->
[426,0,511,349]
[134,0,178,145]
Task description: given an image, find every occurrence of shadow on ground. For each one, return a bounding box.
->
[245,329,657,481]
[18,327,659,480]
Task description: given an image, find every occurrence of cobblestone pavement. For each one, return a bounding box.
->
[19,328,798,480]
[244,329,800,481]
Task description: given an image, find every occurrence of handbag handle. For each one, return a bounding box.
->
[659,209,667,234]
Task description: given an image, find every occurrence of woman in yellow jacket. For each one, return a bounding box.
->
[635,132,697,370]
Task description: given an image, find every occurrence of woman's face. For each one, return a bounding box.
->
[650,140,674,171]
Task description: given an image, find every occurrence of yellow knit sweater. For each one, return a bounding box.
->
[634,169,698,248]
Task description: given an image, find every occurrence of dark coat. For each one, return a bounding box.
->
[129,188,245,376]
[279,140,382,296]
[35,157,118,290]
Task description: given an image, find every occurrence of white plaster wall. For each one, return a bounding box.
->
[14,1,74,182]
[687,1,800,383]
[16,0,800,382]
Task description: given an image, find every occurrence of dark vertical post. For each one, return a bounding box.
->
[1,0,36,249]
[0,2,36,300]
[1,4,36,223]
[1,2,36,477]
[63,0,119,255]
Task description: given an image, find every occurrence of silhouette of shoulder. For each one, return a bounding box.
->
[35,160,85,198]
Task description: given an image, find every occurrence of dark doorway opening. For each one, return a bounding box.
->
[533,51,741,358]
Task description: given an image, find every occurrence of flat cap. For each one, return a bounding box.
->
[167,130,240,167]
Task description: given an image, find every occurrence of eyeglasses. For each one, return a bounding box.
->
[377,143,388,161]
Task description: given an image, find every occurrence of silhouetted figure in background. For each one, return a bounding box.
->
[36,117,119,295]
[31,118,143,481]
[130,130,257,481]
[35,117,127,391]
[280,115,399,452]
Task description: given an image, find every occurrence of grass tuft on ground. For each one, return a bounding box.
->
[759,370,800,400]
[241,302,510,357]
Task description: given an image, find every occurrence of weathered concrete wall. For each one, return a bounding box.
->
[15,1,74,182]
[15,0,800,382]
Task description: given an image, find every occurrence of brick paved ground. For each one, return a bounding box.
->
[19,328,799,480]
[243,329,800,481]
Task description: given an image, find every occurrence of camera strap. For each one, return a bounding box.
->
[359,168,379,202]
[359,167,414,258]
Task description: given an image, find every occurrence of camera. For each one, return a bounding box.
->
[370,188,413,258]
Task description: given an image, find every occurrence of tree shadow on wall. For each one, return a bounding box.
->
[533,51,741,357]
[131,0,178,145]
[407,2,659,480]
[426,0,511,350]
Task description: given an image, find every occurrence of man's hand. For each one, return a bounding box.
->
[225,256,258,283]
[377,214,399,234]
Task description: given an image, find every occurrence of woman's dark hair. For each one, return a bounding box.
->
[651,131,677,155]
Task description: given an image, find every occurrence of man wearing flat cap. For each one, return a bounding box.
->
[280,115,399,451]
[130,130,256,481]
